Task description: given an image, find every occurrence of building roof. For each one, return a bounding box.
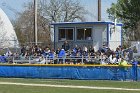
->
[51,21,123,26]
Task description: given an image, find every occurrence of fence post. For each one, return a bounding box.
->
[63,55,65,64]
[13,56,14,64]
[132,60,138,81]
[57,55,59,64]
[29,56,31,64]
[82,55,84,64]
[46,57,48,64]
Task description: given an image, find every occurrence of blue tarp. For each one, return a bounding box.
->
[0,65,139,80]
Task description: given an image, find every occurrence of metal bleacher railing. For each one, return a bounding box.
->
[11,55,103,65]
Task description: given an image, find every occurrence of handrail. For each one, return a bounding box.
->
[1,55,132,65]
[10,55,114,65]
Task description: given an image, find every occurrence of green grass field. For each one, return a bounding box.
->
[0,78,140,93]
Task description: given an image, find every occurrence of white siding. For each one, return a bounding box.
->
[109,24,121,51]
[93,26,106,51]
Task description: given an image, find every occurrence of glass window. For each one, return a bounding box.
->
[59,28,73,40]
[77,28,92,40]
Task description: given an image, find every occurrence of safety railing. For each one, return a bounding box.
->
[11,55,103,65]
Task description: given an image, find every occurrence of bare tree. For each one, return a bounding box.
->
[40,0,87,22]
[14,2,51,46]
[13,5,34,45]
[14,0,87,46]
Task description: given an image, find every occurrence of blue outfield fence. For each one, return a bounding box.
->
[0,64,140,81]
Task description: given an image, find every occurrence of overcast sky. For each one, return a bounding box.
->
[0,0,117,21]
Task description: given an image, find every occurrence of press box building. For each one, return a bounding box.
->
[51,22,123,51]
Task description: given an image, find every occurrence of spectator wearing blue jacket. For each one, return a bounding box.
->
[0,55,7,63]
[58,48,66,64]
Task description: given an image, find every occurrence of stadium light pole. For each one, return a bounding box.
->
[34,0,38,45]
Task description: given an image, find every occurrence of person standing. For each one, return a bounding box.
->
[58,48,66,64]
[62,40,70,51]
[118,57,128,81]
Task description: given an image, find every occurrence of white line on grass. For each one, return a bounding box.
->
[0,82,140,91]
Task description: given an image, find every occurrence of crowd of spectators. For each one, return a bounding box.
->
[0,40,134,65]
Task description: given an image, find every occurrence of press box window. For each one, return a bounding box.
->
[59,28,74,40]
[77,28,92,40]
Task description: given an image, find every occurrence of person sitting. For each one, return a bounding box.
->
[38,56,46,64]
[118,57,128,66]
[109,54,117,64]
[48,49,55,64]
